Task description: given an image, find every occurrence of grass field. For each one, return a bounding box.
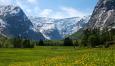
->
[0,46,115,66]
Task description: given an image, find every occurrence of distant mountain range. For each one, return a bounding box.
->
[0,5,90,40]
[1,0,115,40]
[30,16,90,40]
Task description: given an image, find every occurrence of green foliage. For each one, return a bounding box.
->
[4,38,14,48]
[88,35,98,47]
[0,35,35,48]
[0,36,12,48]
[13,37,23,48]
[80,28,115,48]
[39,39,44,46]
[0,28,114,48]
[23,39,34,48]
[73,40,79,46]
[43,40,63,46]
[81,35,88,47]
[64,37,73,46]
[69,28,83,40]
[80,29,90,47]
[73,40,79,48]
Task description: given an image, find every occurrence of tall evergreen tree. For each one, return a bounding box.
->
[64,37,73,46]
[88,35,98,48]
[81,29,90,47]
[39,39,44,46]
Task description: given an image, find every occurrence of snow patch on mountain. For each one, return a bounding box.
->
[0,5,45,40]
[30,16,90,40]
[40,23,55,39]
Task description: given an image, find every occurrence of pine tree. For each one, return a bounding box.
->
[39,39,44,46]
[88,35,98,48]
[81,29,90,47]
[64,37,73,46]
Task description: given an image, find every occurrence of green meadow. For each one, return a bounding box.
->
[0,46,115,66]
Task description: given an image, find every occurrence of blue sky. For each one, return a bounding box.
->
[39,0,98,12]
[0,0,98,19]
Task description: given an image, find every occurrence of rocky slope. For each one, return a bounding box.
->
[88,0,115,30]
[30,17,62,40]
[30,16,90,40]
[54,16,90,37]
[0,5,45,40]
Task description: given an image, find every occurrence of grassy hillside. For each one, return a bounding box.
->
[0,46,115,66]
[69,29,83,40]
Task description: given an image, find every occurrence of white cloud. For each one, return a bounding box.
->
[39,9,53,17]
[15,0,40,16]
[28,0,37,4]
[0,0,14,5]
[52,12,66,19]
[61,7,87,18]
[0,0,88,19]
[38,7,88,19]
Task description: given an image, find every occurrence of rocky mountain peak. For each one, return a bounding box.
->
[0,5,22,17]
[88,0,115,30]
[0,5,45,40]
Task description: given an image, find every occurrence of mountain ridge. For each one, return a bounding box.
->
[30,16,90,40]
[87,0,115,30]
[0,5,45,40]
[0,5,90,40]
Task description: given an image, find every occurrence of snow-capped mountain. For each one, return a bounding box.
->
[30,16,90,40]
[0,5,90,40]
[0,5,45,40]
[39,23,62,39]
[54,16,90,37]
[30,17,62,40]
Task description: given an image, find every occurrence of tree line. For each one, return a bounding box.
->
[80,28,115,48]
[0,28,114,48]
[0,36,77,48]
[0,36,35,48]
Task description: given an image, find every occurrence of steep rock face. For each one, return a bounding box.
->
[88,0,115,30]
[0,5,45,40]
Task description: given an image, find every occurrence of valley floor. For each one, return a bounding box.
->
[0,46,115,66]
